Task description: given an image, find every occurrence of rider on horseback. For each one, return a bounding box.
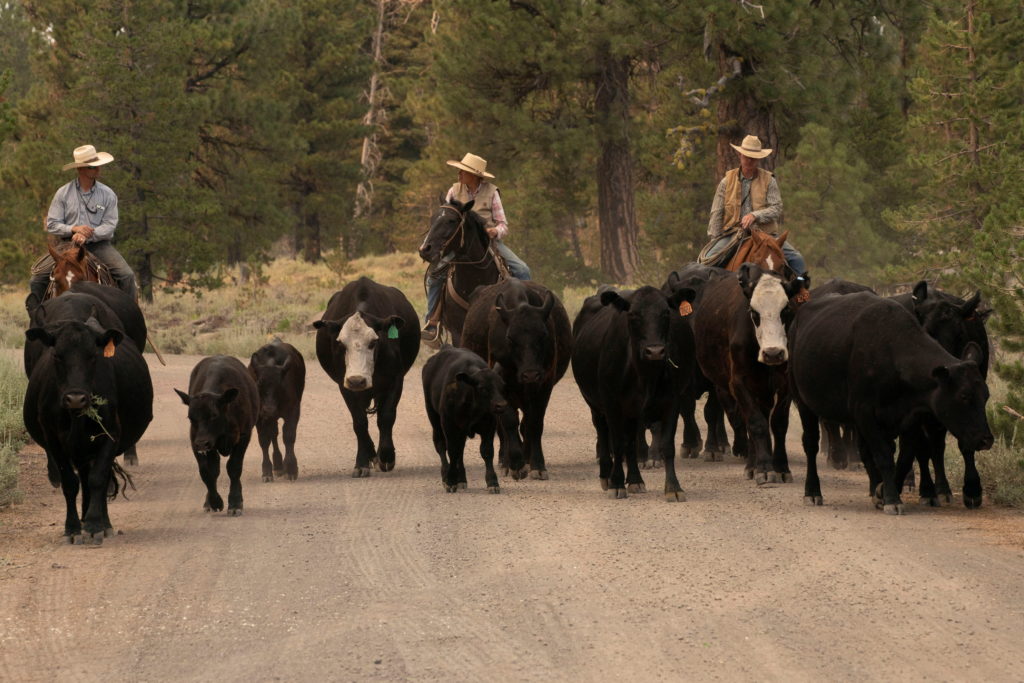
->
[27,144,138,312]
[421,153,531,342]
[703,135,810,300]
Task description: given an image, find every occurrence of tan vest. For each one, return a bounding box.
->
[449,181,498,230]
[722,168,777,234]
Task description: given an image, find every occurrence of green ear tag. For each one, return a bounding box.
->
[387,325,399,340]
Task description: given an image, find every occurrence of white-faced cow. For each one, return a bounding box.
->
[422,345,525,493]
[313,277,419,476]
[24,315,152,544]
[175,356,260,516]
[789,292,993,514]
[248,339,305,482]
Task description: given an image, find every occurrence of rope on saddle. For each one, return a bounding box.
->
[697,229,747,267]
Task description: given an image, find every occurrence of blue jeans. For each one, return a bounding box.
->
[703,233,808,278]
[425,241,530,321]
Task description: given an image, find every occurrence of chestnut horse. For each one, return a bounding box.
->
[44,239,115,300]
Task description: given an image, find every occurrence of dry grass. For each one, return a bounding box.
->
[0,355,26,507]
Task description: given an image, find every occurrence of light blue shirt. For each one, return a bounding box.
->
[46,179,119,242]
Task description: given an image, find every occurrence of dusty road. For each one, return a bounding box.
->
[2,352,1024,681]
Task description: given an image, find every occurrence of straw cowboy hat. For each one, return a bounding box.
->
[446,153,495,179]
[61,144,115,171]
[729,135,773,160]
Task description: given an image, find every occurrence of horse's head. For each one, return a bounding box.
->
[419,197,487,264]
[48,242,90,296]
[742,228,791,277]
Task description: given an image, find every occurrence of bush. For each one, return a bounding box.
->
[0,354,26,507]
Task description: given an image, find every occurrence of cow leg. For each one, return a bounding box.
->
[282,412,300,481]
[927,424,954,505]
[857,420,903,515]
[822,420,847,470]
[701,391,724,461]
[425,405,450,484]
[717,388,747,462]
[55,453,83,542]
[271,419,286,478]
[769,391,793,482]
[606,418,630,499]
[441,421,467,493]
[373,382,403,473]
[479,419,500,493]
[499,410,527,480]
[655,406,685,502]
[82,441,117,543]
[729,379,773,485]
[679,390,703,459]
[797,403,823,505]
[523,386,552,480]
[591,409,613,492]
[897,427,933,505]
[342,390,376,477]
[638,428,654,470]
[226,440,247,516]
[257,418,277,482]
[624,418,646,494]
[960,448,983,509]
[196,451,223,512]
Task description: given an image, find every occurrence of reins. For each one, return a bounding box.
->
[436,204,495,268]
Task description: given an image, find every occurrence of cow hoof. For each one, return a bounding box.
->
[104,527,115,538]
[664,490,686,502]
[262,474,273,483]
[883,503,905,516]
[227,507,244,516]
[124,452,138,467]
[287,471,298,481]
[87,531,106,546]
[204,495,224,512]
[804,496,823,506]
[445,484,459,493]
[600,478,610,491]
[779,472,793,483]
[457,482,467,490]
[608,488,628,500]
[64,533,81,545]
[941,493,954,505]
[379,461,395,473]
[352,467,372,478]
[919,496,940,507]
[963,495,983,509]
[713,452,724,462]
[701,449,716,461]
[530,469,549,481]
[488,486,500,494]
[627,483,646,493]
[755,472,769,486]
[903,484,916,493]
[639,460,650,470]
[511,467,529,481]
[744,468,754,480]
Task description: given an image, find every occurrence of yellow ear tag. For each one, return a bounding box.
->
[103,339,116,358]
[678,301,693,317]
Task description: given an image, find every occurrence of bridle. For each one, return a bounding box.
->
[433,204,494,268]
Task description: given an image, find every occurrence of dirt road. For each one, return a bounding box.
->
[2,352,1024,681]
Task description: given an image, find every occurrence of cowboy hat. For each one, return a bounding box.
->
[729,135,773,159]
[62,144,115,171]
[446,153,495,179]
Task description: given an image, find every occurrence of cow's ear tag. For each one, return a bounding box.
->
[103,338,116,358]
[387,325,399,340]
[678,301,693,317]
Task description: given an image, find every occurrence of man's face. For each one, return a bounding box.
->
[458,169,481,188]
[739,154,759,176]
[80,166,101,182]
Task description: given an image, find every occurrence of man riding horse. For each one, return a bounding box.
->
[27,144,138,313]
[702,134,810,302]
[421,153,531,343]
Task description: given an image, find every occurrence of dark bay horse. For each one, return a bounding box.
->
[418,198,506,345]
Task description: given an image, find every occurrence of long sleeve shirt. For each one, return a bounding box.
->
[707,173,782,237]
[445,184,509,240]
[46,179,119,243]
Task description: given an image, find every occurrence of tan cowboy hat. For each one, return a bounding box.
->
[729,135,773,159]
[446,153,495,179]
[62,144,115,171]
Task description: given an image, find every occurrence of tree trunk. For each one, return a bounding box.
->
[594,43,638,284]
[714,43,778,178]
[303,208,321,262]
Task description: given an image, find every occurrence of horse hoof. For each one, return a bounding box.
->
[608,488,627,500]
[664,490,686,503]
[530,469,549,480]
[883,503,905,516]
[262,474,273,483]
[488,486,500,494]
[352,467,372,478]
[963,495,983,509]
[627,483,646,493]
[804,496,823,506]
[599,478,609,491]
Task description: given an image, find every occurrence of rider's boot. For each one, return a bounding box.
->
[793,272,811,304]
[421,306,442,347]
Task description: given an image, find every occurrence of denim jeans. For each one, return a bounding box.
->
[703,233,808,277]
[424,241,530,321]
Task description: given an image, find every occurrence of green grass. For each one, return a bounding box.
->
[0,355,26,507]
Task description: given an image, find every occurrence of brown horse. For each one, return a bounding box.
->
[723,227,792,277]
[45,239,114,300]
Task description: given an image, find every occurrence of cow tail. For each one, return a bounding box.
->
[107,460,136,501]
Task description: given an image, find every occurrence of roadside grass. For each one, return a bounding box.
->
[0,355,27,507]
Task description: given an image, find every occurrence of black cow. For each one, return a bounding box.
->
[789,292,993,514]
[693,264,804,484]
[891,281,992,507]
[422,346,525,493]
[24,317,152,543]
[460,279,572,480]
[313,277,419,476]
[175,356,260,516]
[572,285,695,500]
[248,339,306,482]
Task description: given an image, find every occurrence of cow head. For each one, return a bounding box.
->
[26,318,123,412]
[911,281,991,374]
[600,285,694,365]
[737,263,802,366]
[175,387,239,456]
[454,364,526,476]
[495,291,556,384]
[248,342,292,420]
[313,311,403,391]
[928,341,994,453]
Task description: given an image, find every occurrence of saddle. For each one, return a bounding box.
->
[697,229,748,268]
[31,243,116,300]
[442,242,511,312]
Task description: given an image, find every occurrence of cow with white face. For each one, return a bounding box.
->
[693,262,805,485]
[313,277,420,477]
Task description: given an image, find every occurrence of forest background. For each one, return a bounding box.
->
[0,0,1022,431]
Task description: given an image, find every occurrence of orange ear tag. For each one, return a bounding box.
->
[678,301,693,317]
[103,339,116,358]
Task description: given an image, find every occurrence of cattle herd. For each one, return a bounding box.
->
[21,259,995,545]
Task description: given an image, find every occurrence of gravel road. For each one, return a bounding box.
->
[2,352,1024,681]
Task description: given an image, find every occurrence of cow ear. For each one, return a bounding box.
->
[494,293,512,323]
[96,328,123,350]
[783,278,804,301]
[961,341,984,365]
[960,291,982,319]
[737,263,758,297]
[174,388,191,405]
[666,271,681,290]
[219,388,239,405]
[455,371,478,387]
[600,290,630,311]
[911,280,929,303]
[387,315,405,330]
[26,327,56,346]
[538,292,555,319]
[313,319,340,336]
[931,365,951,383]
[668,286,696,310]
